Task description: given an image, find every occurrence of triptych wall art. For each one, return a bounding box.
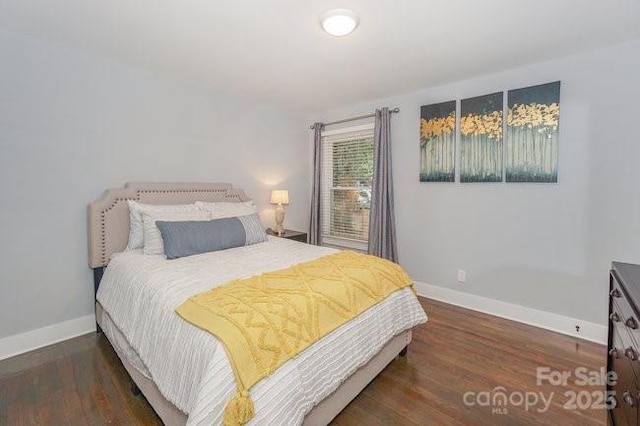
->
[419,81,560,183]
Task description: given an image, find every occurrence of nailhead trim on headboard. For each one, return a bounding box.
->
[99,197,137,265]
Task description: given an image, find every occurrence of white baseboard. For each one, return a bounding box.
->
[0,284,606,361]
[414,281,607,345]
[0,314,96,361]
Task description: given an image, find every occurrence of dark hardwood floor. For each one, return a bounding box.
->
[0,298,607,425]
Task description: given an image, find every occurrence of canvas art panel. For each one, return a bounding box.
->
[506,81,561,182]
[460,92,503,183]
[420,101,456,182]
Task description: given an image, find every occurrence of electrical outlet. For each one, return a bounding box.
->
[457,269,467,283]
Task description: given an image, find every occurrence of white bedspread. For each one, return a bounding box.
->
[97,237,427,425]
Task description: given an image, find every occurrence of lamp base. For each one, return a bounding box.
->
[274,204,286,236]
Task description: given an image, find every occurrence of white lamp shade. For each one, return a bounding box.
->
[270,190,289,205]
[320,9,359,37]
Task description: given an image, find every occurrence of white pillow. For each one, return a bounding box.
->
[194,201,257,219]
[142,210,211,256]
[126,201,201,250]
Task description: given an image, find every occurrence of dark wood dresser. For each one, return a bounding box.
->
[609,262,640,425]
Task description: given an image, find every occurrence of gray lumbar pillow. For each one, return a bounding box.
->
[156,213,268,259]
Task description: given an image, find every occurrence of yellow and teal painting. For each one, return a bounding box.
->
[420,101,456,182]
[506,81,560,182]
[460,92,503,182]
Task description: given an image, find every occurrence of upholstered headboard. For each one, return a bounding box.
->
[87,182,250,268]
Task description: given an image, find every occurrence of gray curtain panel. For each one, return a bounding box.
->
[309,123,324,245]
[368,107,398,262]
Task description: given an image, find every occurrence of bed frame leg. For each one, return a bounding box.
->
[399,345,408,357]
[93,267,105,334]
[131,382,142,396]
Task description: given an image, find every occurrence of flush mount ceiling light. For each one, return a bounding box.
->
[320,9,359,37]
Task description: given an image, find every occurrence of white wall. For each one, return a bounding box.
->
[312,39,640,325]
[0,29,309,341]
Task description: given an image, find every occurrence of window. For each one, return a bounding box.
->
[321,124,374,251]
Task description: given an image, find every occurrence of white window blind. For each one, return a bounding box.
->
[321,125,374,250]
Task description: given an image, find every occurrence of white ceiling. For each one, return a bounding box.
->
[1,0,639,113]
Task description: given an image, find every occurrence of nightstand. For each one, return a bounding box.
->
[266,228,307,243]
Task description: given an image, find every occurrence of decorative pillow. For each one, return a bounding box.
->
[126,201,201,250]
[142,210,210,256]
[194,201,257,220]
[157,213,268,259]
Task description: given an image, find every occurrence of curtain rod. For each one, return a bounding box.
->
[310,107,400,130]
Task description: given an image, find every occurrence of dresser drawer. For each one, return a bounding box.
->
[613,297,640,346]
[612,273,640,339]
[610,320,640,381]
[611,329,639,426]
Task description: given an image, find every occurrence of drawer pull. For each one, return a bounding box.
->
[610,395,618,409]
[625,347,638,361]
[609,348,620,358]
[610,312,621,322]
[623,391,636,407]
[626,317,638,329]
[611,288,622,298]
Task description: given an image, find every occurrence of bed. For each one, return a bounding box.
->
[88,182,427,425]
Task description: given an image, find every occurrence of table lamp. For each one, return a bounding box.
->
[270,190,289,236]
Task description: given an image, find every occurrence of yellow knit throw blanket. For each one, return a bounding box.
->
[175,250,413,425]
